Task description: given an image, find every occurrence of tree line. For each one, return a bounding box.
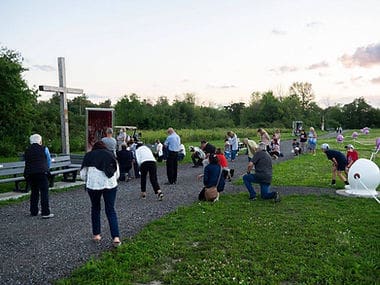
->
[1,47,379,156]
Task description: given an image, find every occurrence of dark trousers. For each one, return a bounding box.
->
[191,154,203,166]
[166,151,178,184]
[133,161,140,178]
[28,173,50,216]
[140,161,160,193]
[87,187,120,239]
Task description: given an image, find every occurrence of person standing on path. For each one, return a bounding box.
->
[227,131,239,162]
[135,142,164,200]
[164,127,181,184]
[257,128,271,152]
[24,134,54,218]
[307,127,318,156]
[80,141,121,247]
[101,127,117,156]
[243,142,280,202]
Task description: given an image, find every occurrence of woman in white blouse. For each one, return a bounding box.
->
[80,141,121,247]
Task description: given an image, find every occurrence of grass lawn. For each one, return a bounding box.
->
[57,194,379,285]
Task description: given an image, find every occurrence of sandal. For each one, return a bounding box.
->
[92,235,102,242]
[113,238,121,247]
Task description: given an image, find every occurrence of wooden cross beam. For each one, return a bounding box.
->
[39,57,83,155]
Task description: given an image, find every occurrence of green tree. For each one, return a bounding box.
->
[342,97,374,129]
[257,91,281,125]
[289,82,315,112]
[224,102,245,126]
[0,47,38,155]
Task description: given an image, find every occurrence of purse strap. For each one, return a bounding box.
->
[215,167,223,188]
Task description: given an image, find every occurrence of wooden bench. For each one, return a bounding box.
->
[0,161,28,192]
[0,155,81,192]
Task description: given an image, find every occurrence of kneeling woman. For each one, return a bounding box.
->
[81,141,121,247]
[198,154,226,201]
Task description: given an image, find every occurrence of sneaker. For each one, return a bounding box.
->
[42,213,54,219]
[230,169,235,177]
[158,192,164,201]
[274,192,281,203]
[249,197,257,201]
[141,192,146,199]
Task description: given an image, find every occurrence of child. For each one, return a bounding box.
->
[345,144,358,172]
[292,138,301,156]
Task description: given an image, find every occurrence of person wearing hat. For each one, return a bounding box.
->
[321,143,349,187]
[345,144,359,172]
[189,145,206,167]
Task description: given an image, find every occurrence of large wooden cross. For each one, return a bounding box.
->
[39,57,83,155]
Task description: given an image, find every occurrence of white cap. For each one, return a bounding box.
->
[321,143,329,150]
[345,144,354,149]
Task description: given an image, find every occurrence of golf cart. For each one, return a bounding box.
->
[114,126,141,142]
[292,121,303,136]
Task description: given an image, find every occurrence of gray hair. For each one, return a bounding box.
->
[106,128,113,134]
[258,142,267,151]
[30,134,42,145]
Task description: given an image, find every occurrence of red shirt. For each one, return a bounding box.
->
[216,153,228,168]
[347,150,359,165]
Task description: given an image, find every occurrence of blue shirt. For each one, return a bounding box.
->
[45,147,51,168]
[164,132,181,152]
[204,163,225,191]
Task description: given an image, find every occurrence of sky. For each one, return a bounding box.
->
[1,0,380,108]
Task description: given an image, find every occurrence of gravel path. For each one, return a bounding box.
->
[0,139,334,285]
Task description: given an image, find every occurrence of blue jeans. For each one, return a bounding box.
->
[231,149,238,161]
[87,187,120,238]
[243,173,275,199]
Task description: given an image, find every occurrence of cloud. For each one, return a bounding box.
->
[371,76,380,84]
[32,64,55,72]
[306,21,322,28]
[208,84,237,89]
[350,76,362,82]
[340,42,380,68]
[272,29,287,35]
[307,61,329,70]
[270,65,299,74]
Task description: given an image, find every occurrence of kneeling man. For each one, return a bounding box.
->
[243,142,280,202]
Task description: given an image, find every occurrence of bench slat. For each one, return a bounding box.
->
[1,155,81,189]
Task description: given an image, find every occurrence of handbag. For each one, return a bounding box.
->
[204,168,222,201]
